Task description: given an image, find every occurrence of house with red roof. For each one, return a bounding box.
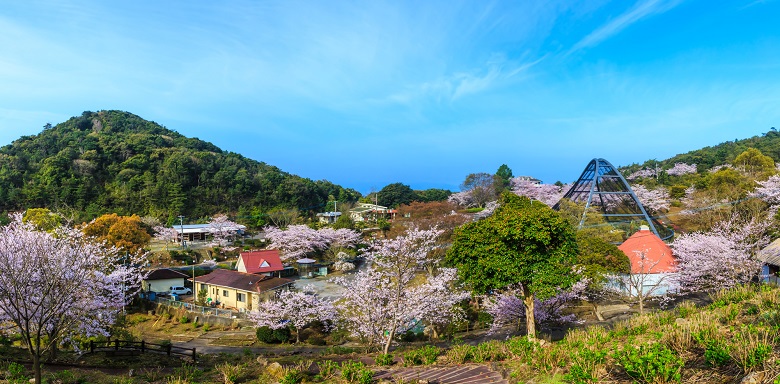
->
[236,250,287,277]
[617,225,677,295]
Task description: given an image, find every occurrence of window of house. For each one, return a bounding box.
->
[237,293,245,302]
[223,290,229,297]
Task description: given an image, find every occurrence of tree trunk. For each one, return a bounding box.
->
[294,327,300,344]
[638,296,644,314]
[592,302,604,321]
[522,286,536,341]
[33,354,42,384]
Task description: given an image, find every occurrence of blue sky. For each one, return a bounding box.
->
[1,0,779,193]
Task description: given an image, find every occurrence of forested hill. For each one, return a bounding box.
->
[622,129,780,174]
[0,110,360,224]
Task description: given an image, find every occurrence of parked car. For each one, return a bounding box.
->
[169,286,192,295]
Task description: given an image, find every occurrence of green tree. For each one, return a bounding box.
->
[495,164,514,192]
[461,172,496,207]
[22,208,62,232]
[415,188,452,202]
[733,148,775,178]
[377,182,418,208]
[575,234,630,320]
[446,193,578,340]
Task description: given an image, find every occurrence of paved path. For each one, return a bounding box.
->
[374,365,507,384]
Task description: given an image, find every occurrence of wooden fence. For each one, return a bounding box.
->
[89,339,197,361]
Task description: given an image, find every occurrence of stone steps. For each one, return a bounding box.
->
[374,364,506,384]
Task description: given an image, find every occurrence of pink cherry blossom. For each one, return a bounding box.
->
[249,285,337,343]
[665,163,697,176]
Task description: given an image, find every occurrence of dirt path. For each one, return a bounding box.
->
[172,329,328,356]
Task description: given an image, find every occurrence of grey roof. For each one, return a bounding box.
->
[758,238,780,266]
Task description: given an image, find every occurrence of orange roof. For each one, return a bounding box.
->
[237,250,284,274]
[618,228,676,274]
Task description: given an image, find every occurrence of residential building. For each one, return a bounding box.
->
[316,211,341,224]
[191,269,293,312]
[142,268,189,293]
[617,225,676,295]
[758,239,780,285]
[172,223,246,243]
[349,203,397,222]
[236,249,293,277]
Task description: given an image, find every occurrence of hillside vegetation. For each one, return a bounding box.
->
[0,111,360,224]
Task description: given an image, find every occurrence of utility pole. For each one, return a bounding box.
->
[178,215,186,248]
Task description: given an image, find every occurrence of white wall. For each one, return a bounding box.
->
[143,278,186,293]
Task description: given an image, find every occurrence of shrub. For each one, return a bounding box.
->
[317,360,339,379]
[273,327,291,343]
[565,348,607,384]
[613,343,684,383]
[173,363,203,381]
[45,369,84,384]
[703,339,730,367]
[256,326,276,343]
[505,336,538,363]
[403,345,442,366]
[279,369,303,384]
[446,344,472,364]
[675,301,697,318]
[375,353,394,366]
[4,362,28,383]
[471,340,507,362]
[179,315,190,324]
[202,323,211,332]
[341,360,373,384]
[215,362,245,384]
[728,325,775,372]
[307,336,326,346]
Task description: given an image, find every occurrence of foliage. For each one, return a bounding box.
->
[447,192,579,339]
[733,147,775,178]
[215,362,245,384]
[415,188,452,202]
[374,353,394,366]
[22,208,62,232]
[0,110,360,222]
[460,172,497,207]
[511,178,567,207]
[340,360,373,384]
[495,164,514,191]
[377,182,418,208]
[484,280,586,333]
[81,213,151,255]
[403,345,442,366]
[613,343,684,383]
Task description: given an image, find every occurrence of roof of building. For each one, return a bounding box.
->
[238,250,284,274]
[172,223,246,235]
[192,269,292,293]
[758,238,780,266]
[618,227,676,274]
[316,212,342,217]
[144,268,189,281]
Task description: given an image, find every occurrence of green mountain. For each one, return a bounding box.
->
[622,129,780,176]
[0,110,360,224]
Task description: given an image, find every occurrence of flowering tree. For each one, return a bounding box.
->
[665,163,697,176]
[672,215,769,294]
[153,225,179,251]
[333,260,355,271]
[511,179,568,207]
[627,168,657,180]
[0,216,146,384]
[249,285,337,343]
[334,227,468,353]
[208,214,240,246]
[447,190,475,208]
[631,184,670,213]
[750,174,780,205]
[265,225,328,261]
[484,280,587,333]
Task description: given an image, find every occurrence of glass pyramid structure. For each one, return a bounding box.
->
[553,158,673,241]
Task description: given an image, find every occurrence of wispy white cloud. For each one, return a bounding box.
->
[569,0,683,54]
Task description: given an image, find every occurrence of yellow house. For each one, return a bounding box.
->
[191,269,293,312]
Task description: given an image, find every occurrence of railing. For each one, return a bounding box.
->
[765,275,780,286]
[89,339,197,361]
[155,297,247,319]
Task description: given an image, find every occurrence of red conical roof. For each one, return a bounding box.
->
[618,227,675,274]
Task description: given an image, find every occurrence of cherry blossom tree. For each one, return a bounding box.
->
[750,174,780,205]
[627,168,657,180]
[333,227,468,353]
[631,184,670,213]
[153,225,179,251]
[665,163,697,176]
[333,260,355,271]
[208,214,241,246]
[510,179,568,207]
[0,216,146,384]
[249,285,337,343]
[447,190,475,208]
[672,214,770,294]
[265,225,328,261]
[484,280,587,334]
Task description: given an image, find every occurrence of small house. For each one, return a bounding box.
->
[143,268,190,293]
[758,238,780,285]
[316,211,341,224]
[617,226,676,295]
[191,269,293,312]
[236,250,293,277]
[349,203,397,223]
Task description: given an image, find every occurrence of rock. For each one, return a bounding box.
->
[128,368,134,377]
[266,362,284,377]
[256,356,268,365]
[740,372,764,384]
